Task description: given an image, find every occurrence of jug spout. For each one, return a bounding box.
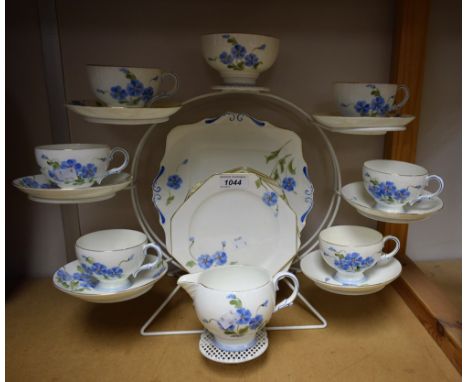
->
[177,273,201,301]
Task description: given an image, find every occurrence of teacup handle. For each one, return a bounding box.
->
[132,243,164,278]
[391,84,410,112]
[149,72,179,104]
[97,147,130,184]
[272,272,300,313]
[410,175,444,206]
[380,235,400,262]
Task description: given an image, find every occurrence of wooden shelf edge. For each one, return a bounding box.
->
[392,254,462,373]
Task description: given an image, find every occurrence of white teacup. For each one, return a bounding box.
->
[319,225,400,285]
[87,65,179,108]
[334,83,410,117]
[35,144,129,189]
[202,33,279,85]
[363,159,444,212]
[75,229,163,291]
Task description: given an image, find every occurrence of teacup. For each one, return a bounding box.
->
[319,225,400,285]
[87,65,179,107]
[363,159,444,212]
[334,83,410,117]
[178,265,299,351]
[202,33,279,85]
[75,229,163,291]
[35,144,129,189]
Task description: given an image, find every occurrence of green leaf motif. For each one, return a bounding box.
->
[125,72,137,81]
[227,37,238,44]
[287,159,296,175]
[229,299,242,309]
[186,260,196,268]
[224,330,236,335]
[166,195,175,205]
[272,169,279,181]
[255,178,262,189]
[238,326,249,335]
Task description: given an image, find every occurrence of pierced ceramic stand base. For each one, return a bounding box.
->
[199,329,268,364]
[140,270,327,337]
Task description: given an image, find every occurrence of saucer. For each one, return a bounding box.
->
[211,85,270,93]
[13,173,132,204]
[53,255,167,303]
[66,100,181,125]
[341,181,443,223]
[300,250,402,295]
[312,114,414,135]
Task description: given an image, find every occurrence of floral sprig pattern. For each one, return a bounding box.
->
[365,173,411,204]
[55,268,97,291]
[326,247,375,272]
[19,177,57,189]
[202,294,268,337]
[165,159,188,205]
[341,84,394,117]
[96,68,158,106]
[186,238,238,270]
[265,141,297,193]
[208,34,266,71]
[46,159,100,186]
[78,254,134,279]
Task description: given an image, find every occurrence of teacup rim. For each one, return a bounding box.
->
[86,64,165,71]
[333,82,399,86]
[201,32,279,41]
[76,229,148,252]
[319,225,383,247]
[364,159,428,177]
[36,143,110,151]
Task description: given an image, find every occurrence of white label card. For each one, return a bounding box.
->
[218,174,249,189]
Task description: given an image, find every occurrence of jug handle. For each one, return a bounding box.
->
[273,272,300,312]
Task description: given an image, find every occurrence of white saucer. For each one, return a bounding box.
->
[211,85,270,93]
[53,255,167,303]
[341,181,443,223]
[13,173,132,204]
[312,114,414,135]
[300,250,402,295]
[66,100,181,125]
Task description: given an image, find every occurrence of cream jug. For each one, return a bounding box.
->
[177,265,299,351]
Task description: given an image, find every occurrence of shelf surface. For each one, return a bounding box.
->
[6,275,460,381]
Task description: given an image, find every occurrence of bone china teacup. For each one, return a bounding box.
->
[87,65,179,107]
[334,82,410,117]
[75,229,163,291]
[319,225,400,285]
[178,265,299,351]
[35,144,129,189]
[363,159,444,212]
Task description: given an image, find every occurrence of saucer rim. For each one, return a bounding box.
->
[300,249,402,290]
[52,256,168,297]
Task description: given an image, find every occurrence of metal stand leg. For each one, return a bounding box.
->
[140,278,327,336]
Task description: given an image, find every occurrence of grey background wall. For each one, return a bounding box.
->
[6,0,461,286]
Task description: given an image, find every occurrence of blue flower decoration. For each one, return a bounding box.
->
[219,51,233,65]
[235,308,252,324]
[244,53,259,67]
[110,85,128,101]
[167,174,182,190]
[231,44,247,59]
[56,269,72,282]
[91,262,107,275]
[262,191,278,207]
[212,251,227,266]
[127,79,144,97]
[334,252,374,272]
[142,87,154,102]
[281,177,296,192]
[78,163,97,179]
[393,188,410,201]
[354,100,370,116]
[197,254,214,269]
[249,314,263,329]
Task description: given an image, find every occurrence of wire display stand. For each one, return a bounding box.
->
[130,88,341,336]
